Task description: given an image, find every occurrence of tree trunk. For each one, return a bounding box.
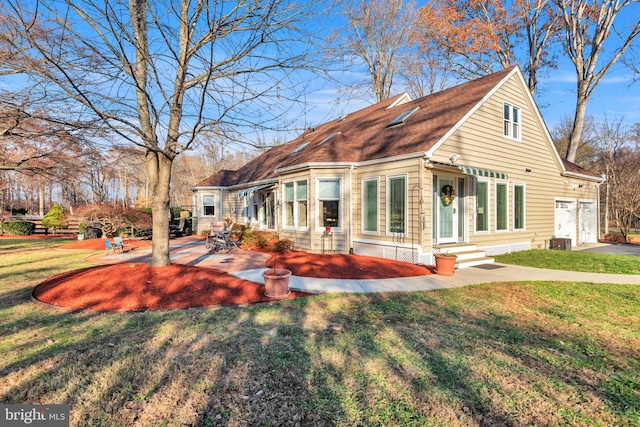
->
[147,151,173,267]
[565,90,588,163]
[38,186,44,217]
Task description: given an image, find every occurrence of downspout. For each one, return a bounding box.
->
[218,189,223,222]
[349,165,355,254]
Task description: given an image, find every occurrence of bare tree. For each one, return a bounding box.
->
[519,0,562,95]
[551,115,597,166]
[593,117,640,242]
[328,0,416,102]
[3,0,318,266]
[556,0,640,163]
[397,48,452,98]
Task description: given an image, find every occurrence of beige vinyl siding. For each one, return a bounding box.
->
[431,73,598,249]
[194,189,224,234]
[353,158,427,250]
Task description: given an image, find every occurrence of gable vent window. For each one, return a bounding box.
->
[503,103,521,141]
[318,132,341,145]
[387,107,419,127]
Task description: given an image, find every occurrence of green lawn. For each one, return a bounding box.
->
[1,240,639,426]
[496,249,640,274]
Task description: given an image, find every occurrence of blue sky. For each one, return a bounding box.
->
[283,3,640,141]
[536,64,640,130]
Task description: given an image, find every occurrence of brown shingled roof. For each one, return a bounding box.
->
[200,67,516,187]
[562,159,602,179]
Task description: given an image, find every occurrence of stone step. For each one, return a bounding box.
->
[456,256,495,269]
[435,244,479,254]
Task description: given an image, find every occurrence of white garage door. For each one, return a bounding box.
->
[579,201,598,244]
[555,200,576,244]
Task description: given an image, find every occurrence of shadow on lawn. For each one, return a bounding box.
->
[1,253,637,425]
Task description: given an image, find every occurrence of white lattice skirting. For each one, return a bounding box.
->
[353,242,433,265]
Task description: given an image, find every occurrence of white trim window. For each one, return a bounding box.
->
[387,175,407,235]
[202,194,215,216]
[362,178,379,234]
[513,183,526,231]
[318,178,341,230]
[503,103,521,141]
[284,180,308,229]
[475,179,489,233]
[495,181,509,232]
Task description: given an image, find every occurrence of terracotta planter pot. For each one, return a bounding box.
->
[434,254,457,276]
[262,268,291,298]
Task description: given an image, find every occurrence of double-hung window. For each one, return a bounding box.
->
[362,178,379,233]
[318,178,341,229]
[514,183,525,230]
[495,181,508,232]
[202,195,215,216]
[503,103,521,141]
[475,180,489,232]
[284,180,308,228]
[387,175,406,234]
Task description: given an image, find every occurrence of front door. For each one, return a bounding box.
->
[437,176,459,244]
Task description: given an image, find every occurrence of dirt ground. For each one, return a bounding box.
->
[30,237,433,311]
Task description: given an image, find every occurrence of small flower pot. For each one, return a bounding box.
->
[434,254,457,276]
[262,268,291,299]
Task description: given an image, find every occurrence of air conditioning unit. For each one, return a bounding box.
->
[550,238,572,250]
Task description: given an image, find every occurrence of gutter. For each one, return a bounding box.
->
[561,171,605,183]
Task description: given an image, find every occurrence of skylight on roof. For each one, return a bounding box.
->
[318,132,341,145]
[290,142,309,155]
[387,107,420,127]
[337,114,348,122]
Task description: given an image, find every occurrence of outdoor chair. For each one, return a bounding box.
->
[113,236,131,252]
[205,224,239,253]
[169,217,187,237]
[104,239,123,255]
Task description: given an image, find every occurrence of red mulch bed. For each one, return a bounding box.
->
[29,236,433,312]
[266,251,432,279]
[33,263,311,311]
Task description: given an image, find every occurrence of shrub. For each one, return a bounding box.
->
[75,204,152,237]
[602,233,627,243]
[273,238,295,252]
[241,229,269,248]
[41,204,68,234]
[2,220,36,235]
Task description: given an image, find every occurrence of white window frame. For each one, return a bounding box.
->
[503,102,521,141]
[362,177,380,235]
[317,177,342,232]
[202,194,216,217]
[495,180,509,233]
[386,174,408,236]
[283,180,308,230]
[513,182,526,231]
[475,179,490,234]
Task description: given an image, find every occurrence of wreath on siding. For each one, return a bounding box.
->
[440,184,456,206]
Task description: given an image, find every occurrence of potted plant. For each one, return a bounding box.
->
[262,237,294,298]
[434,252,457,276]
